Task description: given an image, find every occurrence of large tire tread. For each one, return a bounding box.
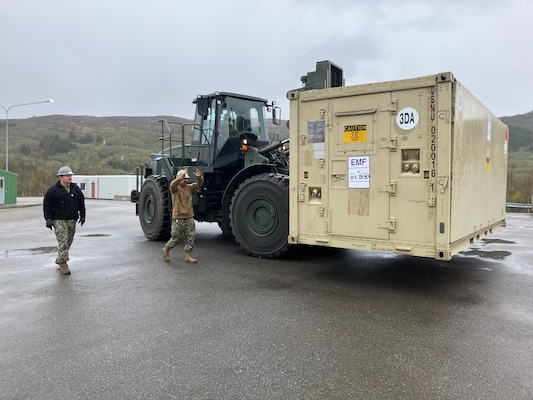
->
[138,175,171,241]
[229,172,289,258]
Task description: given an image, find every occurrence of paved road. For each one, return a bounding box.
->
[1,199,532,399]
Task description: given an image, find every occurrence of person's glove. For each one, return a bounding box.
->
[79,218,85,226]
[46,219,53,230]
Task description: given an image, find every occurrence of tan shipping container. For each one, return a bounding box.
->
[287,72,508,260]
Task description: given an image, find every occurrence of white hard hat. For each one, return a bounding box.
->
[57,166,74,176]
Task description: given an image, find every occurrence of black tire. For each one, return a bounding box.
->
[230,173,289,258]
[138,175,171,240]
[218,219,232,236]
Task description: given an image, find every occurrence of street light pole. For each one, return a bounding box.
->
[0,99,54,171]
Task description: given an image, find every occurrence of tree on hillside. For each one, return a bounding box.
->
[39,134,77,156]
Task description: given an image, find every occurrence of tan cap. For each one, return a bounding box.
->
[176,169,190,180]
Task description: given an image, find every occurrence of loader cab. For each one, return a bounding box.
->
[191,92,278,168]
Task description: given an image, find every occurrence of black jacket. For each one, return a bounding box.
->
[43,181,86,221]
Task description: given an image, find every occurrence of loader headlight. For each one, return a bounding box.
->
[241,138,249,152]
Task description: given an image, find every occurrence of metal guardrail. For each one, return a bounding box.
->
[506,202,532,212]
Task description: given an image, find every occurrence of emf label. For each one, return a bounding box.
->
[348,156,370,188]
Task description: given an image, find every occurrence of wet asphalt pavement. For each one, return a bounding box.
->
[0,199,532,400]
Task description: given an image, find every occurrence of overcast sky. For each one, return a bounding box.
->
[1,0,531,119]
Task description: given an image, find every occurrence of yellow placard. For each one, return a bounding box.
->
[344,124,367,143]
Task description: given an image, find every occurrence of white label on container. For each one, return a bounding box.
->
[396,107,419,131]
[313,142,325,160]
[348,156,370,189]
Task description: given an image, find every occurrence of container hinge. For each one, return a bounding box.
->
[389,98,398,112]
[379,135,397,150]
[438,110,450,123]
[378,217,396,232]
[437,176,449,194]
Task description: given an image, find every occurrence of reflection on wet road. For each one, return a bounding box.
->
[1,200,532,399]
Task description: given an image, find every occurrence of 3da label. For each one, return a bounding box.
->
[396,107,419,131]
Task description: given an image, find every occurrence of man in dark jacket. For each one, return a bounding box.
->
[43,166,86,275]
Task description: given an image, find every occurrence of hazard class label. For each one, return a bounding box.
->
[344,124,367,143]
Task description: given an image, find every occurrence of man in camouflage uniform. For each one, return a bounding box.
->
[162,168,203,263]
[43,166,86,275]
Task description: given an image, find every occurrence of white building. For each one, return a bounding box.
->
[75,175,138,200]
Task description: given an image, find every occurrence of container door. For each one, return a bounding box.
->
[327,92,392,240]
[388,86,436,245]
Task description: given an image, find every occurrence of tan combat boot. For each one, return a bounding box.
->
[59,262,71,275]
[162,247,170,262]
[185,252,197,263]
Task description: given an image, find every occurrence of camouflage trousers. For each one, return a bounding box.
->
[165,217,196,253]
[54,219,77,263]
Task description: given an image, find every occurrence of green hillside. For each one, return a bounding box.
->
[501,111,533,203]
[1,111,532,203]
[501,111,533,152]
[1,115,288,196]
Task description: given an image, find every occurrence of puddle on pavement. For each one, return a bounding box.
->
[3,246,57,258]
[3,233,110,258]
[459,237,515,260]
[461,249,512,260]
[481,238,515,245]
[3,234,110,258]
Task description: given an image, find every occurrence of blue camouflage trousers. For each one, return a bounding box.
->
[165,217,196,253]
[54,219,77,263]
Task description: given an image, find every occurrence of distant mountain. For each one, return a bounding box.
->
[501,111,533,152]
[2,112,531,199]
[2,114,290,196]
[7,110,531,159]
